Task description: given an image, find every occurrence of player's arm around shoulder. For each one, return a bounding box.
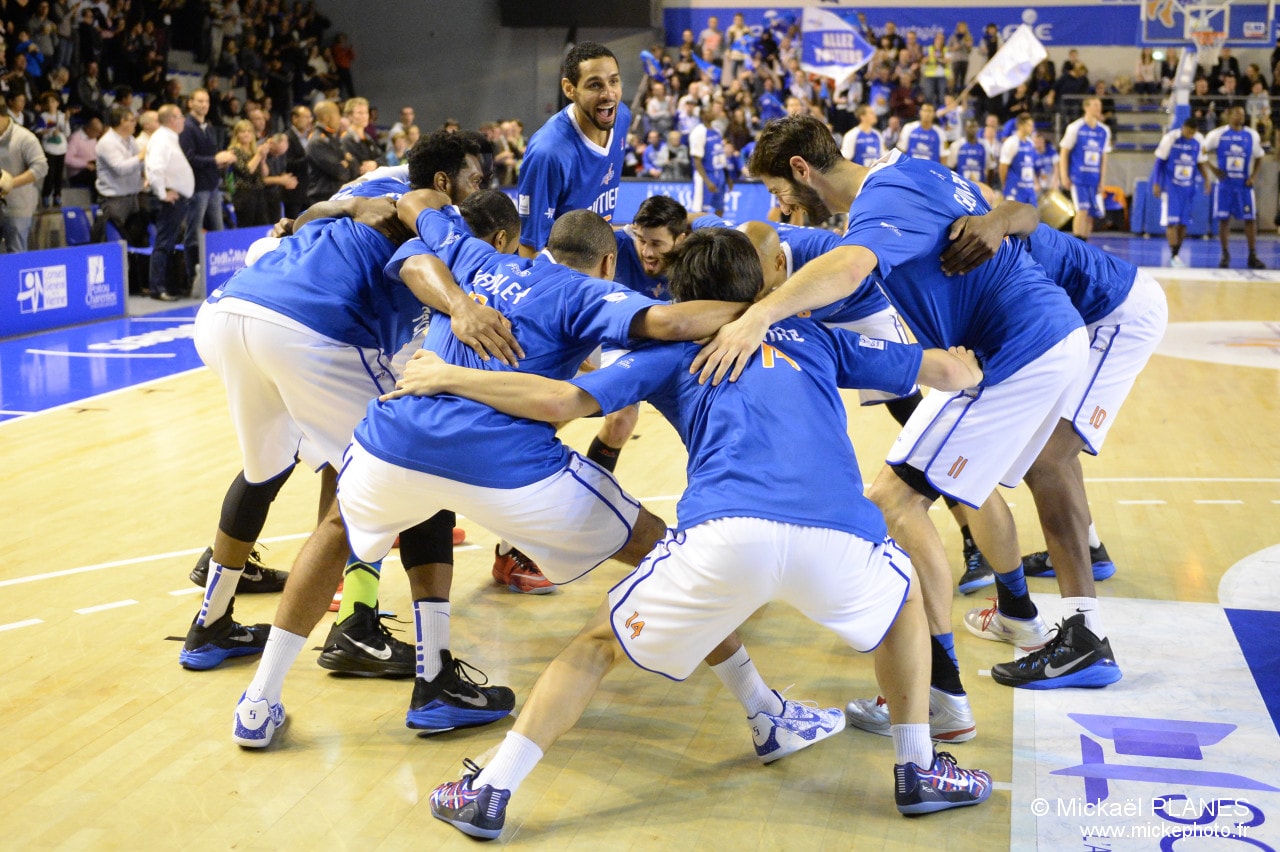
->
[380,351,595,420]
[631,299,748,343]
[939,185,1037,275]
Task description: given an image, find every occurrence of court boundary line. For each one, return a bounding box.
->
[0,365,207,427]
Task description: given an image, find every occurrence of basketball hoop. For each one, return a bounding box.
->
[1192,27,1227,66]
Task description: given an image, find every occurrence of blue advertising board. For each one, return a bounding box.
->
[1,242,126,339]
[201,225,276,297]
[614,180,776,225]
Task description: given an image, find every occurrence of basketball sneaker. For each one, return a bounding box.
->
[430,758,510,840]
[750,691,846,764]
[179,609,270,670]
[895,751,992,815]
[963,600,1051,651]
[1220,254,1231,269]
[492,545,554,594]
[190,546,288,593]
[1248,253,1266,270]
[990,613,1123,689]
[845,687,976,743]
[233,691,286,748]
[957,541,995,595]
[1022,543,1116,581]
[1169,254,1186,268]
[317,602,415,678]
[406,651,516,733]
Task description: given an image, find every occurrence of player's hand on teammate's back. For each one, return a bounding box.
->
[949,346,984,388]
[380,350,452,401]
[351,197,412,242]
[450,299,524,367]
[270,218,295,238]
[941,214,1005,276]
[690,310,770,385]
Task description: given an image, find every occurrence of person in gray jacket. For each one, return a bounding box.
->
[0,101,49,253]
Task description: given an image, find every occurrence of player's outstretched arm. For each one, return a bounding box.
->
[691,244,876,385]
[919,346,984,391]
[630,300,747,343]
[397,255,524,366]
[940,191,1038,276]
[292,196,410,241]
[379,351,597,421]
[395,188,453,233]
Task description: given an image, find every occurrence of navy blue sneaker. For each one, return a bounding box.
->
[1022,543,1116,581]
[990,613,1122,689]
[895,751,992,815]
[179,609,269,670]
[406,651,515,734]
[430,758,511,840]
[957,541,995,595]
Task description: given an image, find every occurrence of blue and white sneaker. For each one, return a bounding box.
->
[963,601,1051,652]
[430,758,511,840]
[750,690,846,764]
[233,692,286,748]
[406,651,515,734]
[179,610,269,670]
[1022,542,1116,581]
[990,613,1122,690]
[895,751,992,815]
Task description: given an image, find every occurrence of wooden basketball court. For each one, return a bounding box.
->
[2,267,1278,849]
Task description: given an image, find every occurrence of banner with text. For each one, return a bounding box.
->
[201,225,277,297]
[2,242,126,339]
[614,180,776,225]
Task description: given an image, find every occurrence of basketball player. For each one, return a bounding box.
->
[1204,105,1266,269]
[1059,96,1112,241]
[1151,117,1211,268]
[414,229,993,839]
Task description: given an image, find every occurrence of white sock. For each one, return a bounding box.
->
[414,599,451,681]
[497,540,513,556]
[244,627,307,704]
[1087,523,1102,549]
[196,560,242,626]
[474,731,544,794]
[711,646,783,716]
[891,723,935,769]
[1062,596,1103,637]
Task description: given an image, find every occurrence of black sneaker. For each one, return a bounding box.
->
[190,546,288,593]
[1023,543,1116,581]
[990,613,1122,689]
[1219,254,1231,269]
[957,541,995,595]
[317,602,415,678]
[179,608,270,670]
[1248,254,1266,270]
[406,651,516,733]
[430,758,511,839]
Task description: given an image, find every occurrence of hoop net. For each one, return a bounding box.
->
[1192,28,1227,64]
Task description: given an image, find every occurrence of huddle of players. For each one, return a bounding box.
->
[176,41,1169,841]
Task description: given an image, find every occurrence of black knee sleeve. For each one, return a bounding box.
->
[399,510,457,568]
[219,467,294,541]
[890,461,941,505]
[883,391,924,428]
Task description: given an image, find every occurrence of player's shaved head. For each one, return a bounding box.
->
[459,190,521,247]
[737,221,786,291]
[547,210,617,273]
[667,228,763,303]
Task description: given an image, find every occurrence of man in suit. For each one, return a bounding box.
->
[306,100,356,205]
[284,104,312,218]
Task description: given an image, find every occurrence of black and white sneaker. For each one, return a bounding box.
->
[990,613,1122,689]
[406,651,516,734]
[317,602,415,678]
[190,546,288,593]
[1022,543,1116,581]
[179,609,270,670]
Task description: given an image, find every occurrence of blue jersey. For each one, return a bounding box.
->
[845,129,884,167]
[210,215,419,357]
[841,152,1082,386]
[1153,130,1206,190]
[999,135,1039,201]
[1061,119,1111,185]
[899,122,946,162]
[1033,145,1057,184]
[691,215,893,325]
[613,227,671,301]
[516,102,632,251]
[572,319,921,537]
[690,123,727,185]
[357,208,662,488]
[1204,124,1263,182]
[1024,224,1135,324]
[330,173,410,201]
[952,141,987,184]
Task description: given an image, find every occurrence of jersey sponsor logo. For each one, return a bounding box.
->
[601,163,615,187]
[879,222,902,237]
[517,194,530,215]
[947,455,969,478]
[624,611,645,639]
[17,265,69,314]
[590,186,620,217]
[544,206,556,220]
[603,292,629,302]
[857,334,886,350]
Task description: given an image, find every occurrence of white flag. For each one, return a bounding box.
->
[975,24,1048,97]
[799,8,874,87]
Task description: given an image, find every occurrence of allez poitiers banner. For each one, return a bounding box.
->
[799,7,875,86]
[2,242,126,338]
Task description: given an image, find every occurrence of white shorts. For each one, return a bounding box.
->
[608,518,913,680]
[339,442,641,584]
[1065,270,1168,454]
[194,299,395,482]
[886,327,1090,507]
[823,305,920,404]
